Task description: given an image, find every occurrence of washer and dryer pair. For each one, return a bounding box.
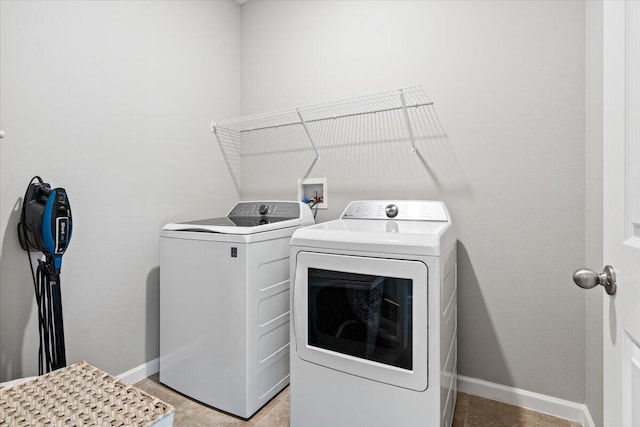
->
[160,200,456,426]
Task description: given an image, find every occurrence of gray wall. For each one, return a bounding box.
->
[0,0,594,411]
[585,2,604,426]
[240,0,587,403]
[0,0,241,380]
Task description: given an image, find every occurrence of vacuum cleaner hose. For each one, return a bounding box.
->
[18,176,72,374]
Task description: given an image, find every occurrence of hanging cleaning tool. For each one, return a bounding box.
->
[18,176,73,374]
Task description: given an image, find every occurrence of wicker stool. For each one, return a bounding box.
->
[0,361,174,426]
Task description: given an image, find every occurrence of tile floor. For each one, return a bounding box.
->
[134,375,582,427]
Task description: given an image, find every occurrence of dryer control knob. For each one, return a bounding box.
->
[258,204,269,215]
[385,204,399,218]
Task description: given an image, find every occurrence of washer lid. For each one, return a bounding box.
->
[163,201,314,235]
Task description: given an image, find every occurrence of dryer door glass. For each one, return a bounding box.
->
[293,252,428,391]
[307,268,413,370]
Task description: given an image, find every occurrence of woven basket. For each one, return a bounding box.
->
[0,361,173,426]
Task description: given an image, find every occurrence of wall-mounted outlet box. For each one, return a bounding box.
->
[298,178,328,210]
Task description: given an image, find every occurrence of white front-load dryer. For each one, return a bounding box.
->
[159,201,314,419]
[289,200,457,427]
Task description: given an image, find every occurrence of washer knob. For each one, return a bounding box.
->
[385,204,399,218]
[258,204,269,215]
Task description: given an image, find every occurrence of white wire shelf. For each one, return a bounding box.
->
[211,85,446,191]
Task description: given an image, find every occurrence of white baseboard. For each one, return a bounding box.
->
[458,375,595,427]
[117,358,159,385]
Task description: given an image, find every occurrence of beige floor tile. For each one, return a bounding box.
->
[275,385,290,402]
[134,378,190,408]
[453,392,470,427]
[135,376,289,426]
[465,395,573,427]
[254,399,289,427]
[174,399,242,427]
[135,376,583,427]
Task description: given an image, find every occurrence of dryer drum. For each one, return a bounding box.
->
[345,284,383,357]
[307,269,413,370]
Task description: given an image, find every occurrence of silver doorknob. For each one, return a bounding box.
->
[573,265,617,295]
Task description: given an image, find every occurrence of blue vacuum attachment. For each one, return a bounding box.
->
[19,177,72,269]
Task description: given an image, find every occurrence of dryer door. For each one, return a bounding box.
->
[292,251,429,391]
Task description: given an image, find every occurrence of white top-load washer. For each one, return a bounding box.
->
[159,201,314,419]
[290,200,457,427]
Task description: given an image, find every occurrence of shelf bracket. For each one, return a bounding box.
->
[399,88,417,154]
[296,108,320,161]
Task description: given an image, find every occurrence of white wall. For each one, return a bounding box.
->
[240,0,586,403]
[0,0,241,380]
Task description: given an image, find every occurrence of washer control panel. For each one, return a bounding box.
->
[228,201,300,218]
[341,200,448,221]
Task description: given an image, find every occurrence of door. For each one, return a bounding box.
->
[292,251,429,391]
[603,1,640,425]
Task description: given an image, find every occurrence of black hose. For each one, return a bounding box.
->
[51,271,66,368]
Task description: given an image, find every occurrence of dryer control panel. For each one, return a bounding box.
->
[341,200,449,222]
